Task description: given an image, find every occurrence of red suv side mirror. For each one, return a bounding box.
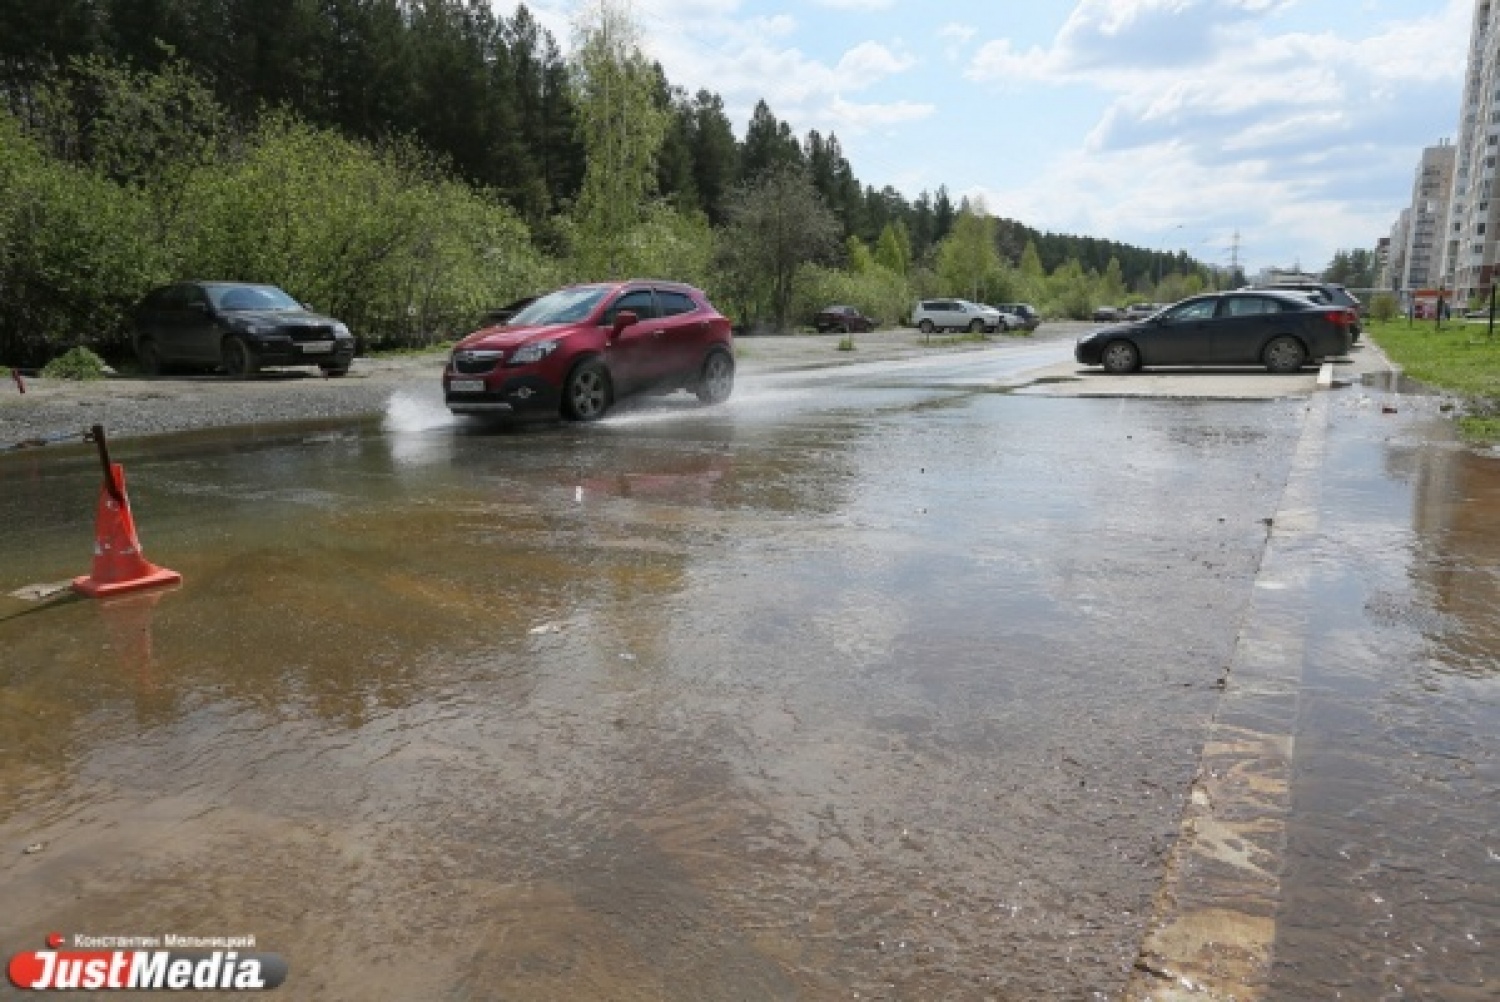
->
[610,310,639,337]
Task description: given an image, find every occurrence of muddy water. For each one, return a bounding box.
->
[0,366,1337,998]
[1270,389,1500,1000]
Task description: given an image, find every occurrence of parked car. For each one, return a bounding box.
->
[478,296,538,328]
[443,280,734,422]
[1092,305,1125,322]
[1252,282,1363,339]
[992,303,1041,331]
[814,305,876,333]
[131,281,356,377]
[1075,290,1355,374]
[992,309,1024,332]
[912,299,1002,334]
[1125,302,1162,319]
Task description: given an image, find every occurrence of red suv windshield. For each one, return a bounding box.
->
[510,286,612,326]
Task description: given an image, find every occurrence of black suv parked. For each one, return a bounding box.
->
[131,281,356,377]
[992,302,1041,331]
[1253,282,1363,339]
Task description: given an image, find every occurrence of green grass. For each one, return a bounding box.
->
[1367,318,1500,443]
[1459,416,1500,440]
[1367,318,1500,396]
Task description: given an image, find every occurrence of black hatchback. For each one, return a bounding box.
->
[131,282,357,377]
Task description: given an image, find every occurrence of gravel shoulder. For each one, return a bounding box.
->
[0,328,1067,451]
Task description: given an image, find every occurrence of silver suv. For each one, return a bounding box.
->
[912,299,1002,334]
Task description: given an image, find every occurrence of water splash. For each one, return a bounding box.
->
[382,389,456,434]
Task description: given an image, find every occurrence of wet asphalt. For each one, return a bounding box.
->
[0,341,1495,1000]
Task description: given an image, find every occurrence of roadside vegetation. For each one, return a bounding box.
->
[39,346,109,380]
[1,0,1232,371]
[1366,318,1500,442]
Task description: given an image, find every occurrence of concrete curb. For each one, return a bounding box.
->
[1126,391,1331,1000]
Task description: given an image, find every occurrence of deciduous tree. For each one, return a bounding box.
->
[569,0,668,278]
[716,164,840,331]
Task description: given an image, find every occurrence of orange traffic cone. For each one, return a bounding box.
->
[72,462,181,598]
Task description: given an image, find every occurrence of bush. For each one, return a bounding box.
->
[791,262,910,330]
[178,115,550,350]
[0,109,166,367]
[1370,293,1399,322]
[41,346,110,380]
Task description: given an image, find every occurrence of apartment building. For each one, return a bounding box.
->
[1400,143,1457,293]
[1443,0,1499,302]
[1385,209,1411,291]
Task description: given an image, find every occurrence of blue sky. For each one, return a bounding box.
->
[505,0,1471,276]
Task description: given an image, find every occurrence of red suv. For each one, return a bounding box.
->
[443,281,735,421]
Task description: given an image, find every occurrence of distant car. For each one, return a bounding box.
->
[1125,303,1161,319]
[814,305,875,333]
[992,303,1041,331]
[1075,290,1355,374]
[912,299,1002,334]
[131,281,356,378]
[1252,282,1363,339]
[991,309,1024,332]
[443,280,734,422]
[479,296,538,328]
[1092,306,1125,322]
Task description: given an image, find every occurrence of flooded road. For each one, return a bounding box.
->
[0,345,1496,999]
[1266,390,1500,1000]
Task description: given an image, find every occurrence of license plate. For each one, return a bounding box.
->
[449,379,486,393]
[300,341,334,354]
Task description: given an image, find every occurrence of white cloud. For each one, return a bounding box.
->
[968,0,1467,166]
[750,13,798,38]
[835,41,916,79]
[490,0,1473,271]
[938,22,975,43]
[560,1,925,144]
[967,38,1031,82]
[827,95,936,131]
[938,21,976,61]
[957,0,1472,269]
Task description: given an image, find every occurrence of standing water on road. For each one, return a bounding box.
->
[0,353,1495,999]
[1268,390,1500,1001]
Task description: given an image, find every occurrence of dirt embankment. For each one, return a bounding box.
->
[0,355,445,450]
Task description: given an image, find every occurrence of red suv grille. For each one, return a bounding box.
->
[453,351,503,375]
